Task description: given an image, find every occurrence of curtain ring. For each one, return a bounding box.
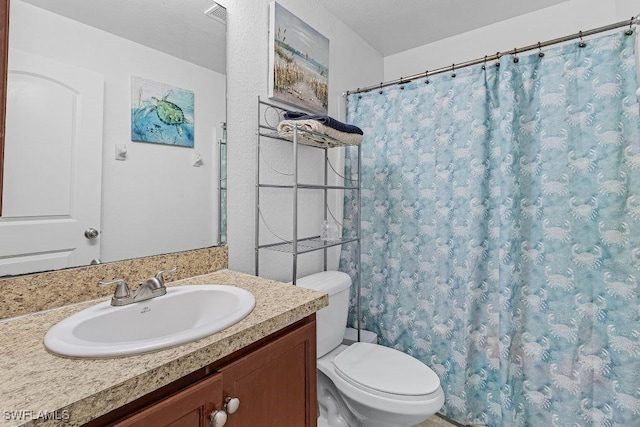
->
[625,17,634,35]
[424,70,430,84]
[537,42,545,58]
[399,78,404,90]
[482,55,487,70]
[513,48,519,63]
[578,31,586,48]
[451,64,456,78]
[495,52,501,68]
[379,82,383,95]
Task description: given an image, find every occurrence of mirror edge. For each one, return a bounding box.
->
[0,0,7,216]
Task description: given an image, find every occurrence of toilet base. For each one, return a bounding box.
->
[318,415,331,427]
[318,370,358,426]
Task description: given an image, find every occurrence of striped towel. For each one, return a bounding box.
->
[277,119,363,147]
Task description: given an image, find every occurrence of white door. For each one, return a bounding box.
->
[0,49,104,276]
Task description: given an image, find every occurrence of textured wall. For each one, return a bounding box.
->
[222,0,383,281]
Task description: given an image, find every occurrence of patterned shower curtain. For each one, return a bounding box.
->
[340,31,640,426]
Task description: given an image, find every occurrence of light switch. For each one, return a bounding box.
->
[115,144,127,161]
[192,153,204,167]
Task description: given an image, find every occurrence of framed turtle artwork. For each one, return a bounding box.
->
[131,76,194,147]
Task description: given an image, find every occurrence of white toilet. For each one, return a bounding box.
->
[296,271,444,427]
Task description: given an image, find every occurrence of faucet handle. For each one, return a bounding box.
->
[98,279,131,299]
[155,267,178,287]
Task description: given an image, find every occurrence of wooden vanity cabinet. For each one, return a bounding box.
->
[96,316,317,427]
[219,316,316,427]
[113,373,224,427]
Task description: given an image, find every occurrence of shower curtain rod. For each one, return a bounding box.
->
[345,14,640,95]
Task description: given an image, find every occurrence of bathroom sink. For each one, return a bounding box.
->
[44,285,255,358]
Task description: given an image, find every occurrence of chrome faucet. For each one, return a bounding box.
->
[98,267,178,306]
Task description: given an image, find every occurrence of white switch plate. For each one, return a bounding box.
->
[192,153,204,167]
[115,144,127,161]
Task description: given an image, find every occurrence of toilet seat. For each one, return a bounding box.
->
[318,343,445,423]
[333,342,441,399]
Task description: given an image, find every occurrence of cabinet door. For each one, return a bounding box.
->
[221,320,317,427]
[114,372,223,427]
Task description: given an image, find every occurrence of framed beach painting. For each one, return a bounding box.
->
[131,76,194,147]
[268,2,329,114]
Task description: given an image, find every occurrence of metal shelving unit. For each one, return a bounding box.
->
[218,122,227,245]
[254,97,361,307]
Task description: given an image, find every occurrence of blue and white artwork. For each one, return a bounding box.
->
[131,77,194,147]
[268,1,329,114]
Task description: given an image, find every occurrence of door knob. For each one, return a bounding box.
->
[210,410,227,427]
[224,397,240,414]
[84,228,100,239]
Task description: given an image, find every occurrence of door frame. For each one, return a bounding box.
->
[0,0,9,216]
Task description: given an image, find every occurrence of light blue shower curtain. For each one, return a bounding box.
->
[340,31,640,426]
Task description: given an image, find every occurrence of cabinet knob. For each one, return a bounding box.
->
[224,397,240,414]
[210,410,227,427]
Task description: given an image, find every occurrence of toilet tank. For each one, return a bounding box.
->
[296,271,352,357]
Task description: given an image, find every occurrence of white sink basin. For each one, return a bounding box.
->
[44,285,255,358]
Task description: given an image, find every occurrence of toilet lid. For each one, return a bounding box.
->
[333,342,440,396]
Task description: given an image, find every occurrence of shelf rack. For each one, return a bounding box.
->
[218,122,227,245]
[254,97,361,319]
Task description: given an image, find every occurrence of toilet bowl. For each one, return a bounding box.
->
[296,271,444,427]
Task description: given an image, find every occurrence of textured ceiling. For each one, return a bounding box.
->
[317,0,569,56]
[21,0,227,74]
[19,0,569,73]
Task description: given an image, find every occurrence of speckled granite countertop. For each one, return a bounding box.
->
[0,270,328,427]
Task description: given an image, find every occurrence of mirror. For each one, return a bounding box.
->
[0,0,227,277]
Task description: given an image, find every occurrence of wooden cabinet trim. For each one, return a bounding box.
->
[113,373,223,427]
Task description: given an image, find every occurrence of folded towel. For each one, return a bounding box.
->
[277,119,363,147]
[283,111,363,135]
